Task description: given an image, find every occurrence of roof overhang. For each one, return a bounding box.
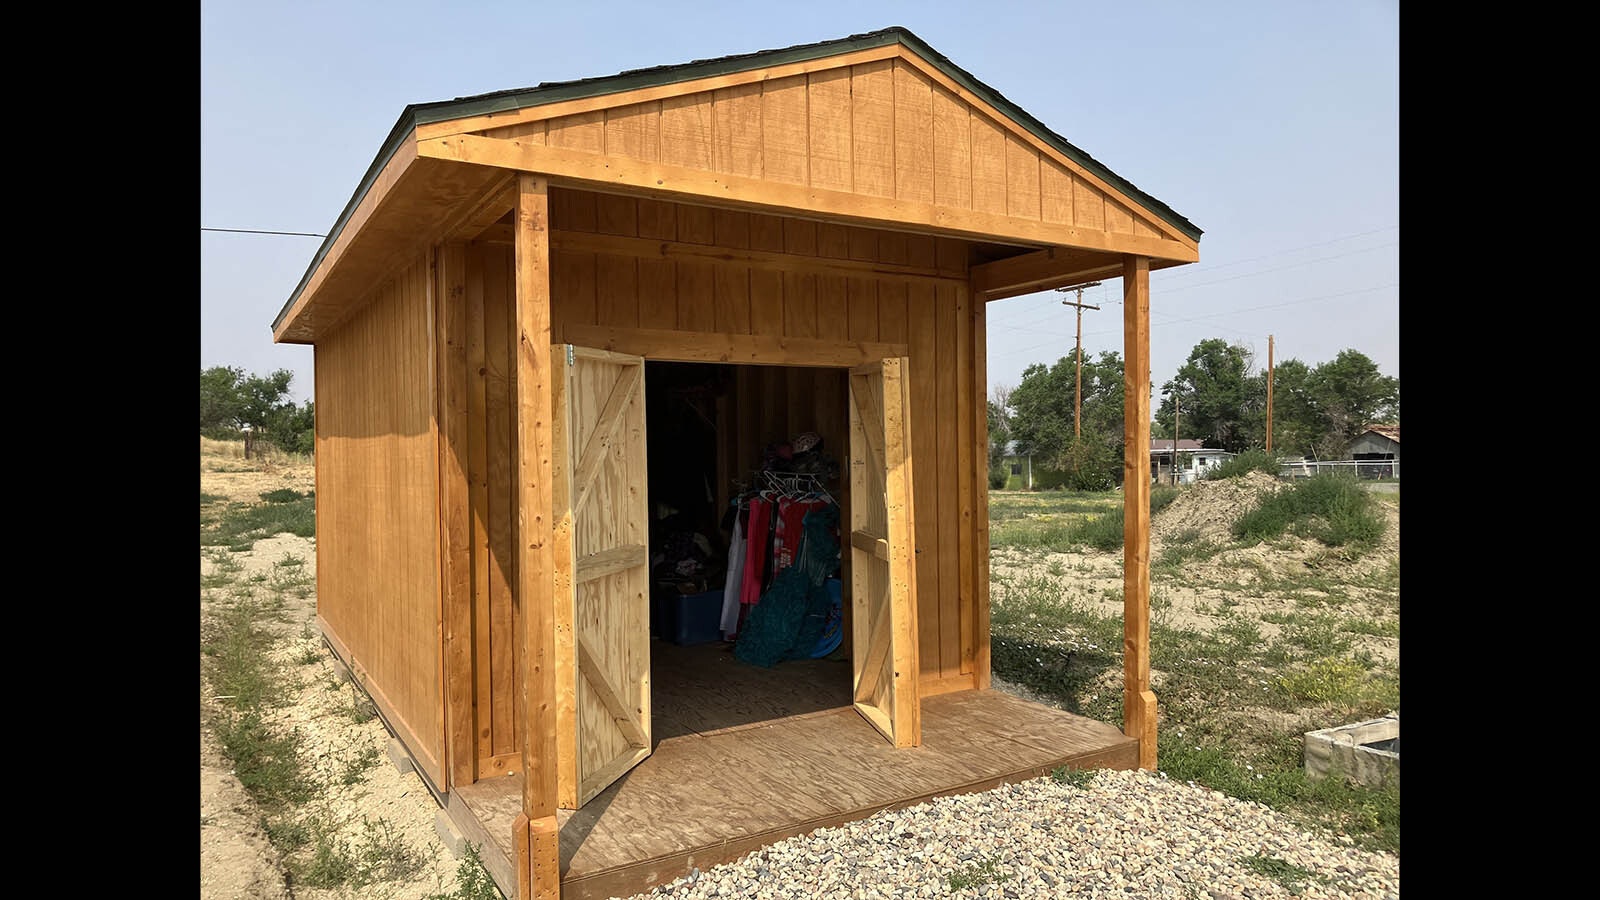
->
[274,26,1202,344]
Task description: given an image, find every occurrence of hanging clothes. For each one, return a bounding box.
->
[739,496,773,607]
[720,513,747,639]
[772,496,829,577]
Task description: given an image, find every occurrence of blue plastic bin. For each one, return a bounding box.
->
[657,588,725,646]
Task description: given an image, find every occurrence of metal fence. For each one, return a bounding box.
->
[1279,459,1398,480]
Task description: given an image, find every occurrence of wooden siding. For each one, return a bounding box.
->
[474,58,1176,249]
[314,253,446,785]
[466,190,984,684]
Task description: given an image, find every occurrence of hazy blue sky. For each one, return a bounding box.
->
[201,1,1398,406]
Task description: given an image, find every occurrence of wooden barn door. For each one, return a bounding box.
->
[847,358,921,748]
[552,345,652,809]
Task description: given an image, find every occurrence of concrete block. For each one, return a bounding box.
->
[434,809,469,858]
[386,737,416,776]
[1304,711,1398,788]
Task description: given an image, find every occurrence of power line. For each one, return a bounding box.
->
[202,227,326,237]
[1001,281,1398,358]
[987,224,1399,324]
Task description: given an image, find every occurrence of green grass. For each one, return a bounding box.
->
[261,488,311,503]
[201,495,316,550]
[1232,474,1384,550]
[986,486,1399,857]
[947,856,1010,892]
[200,492,227,504]
[291,815,429,891]
[987,486,1177,553]
[424,845,503,900]
[1050,765,1098,788]
[1238,854,1328,895]
[202,596,316,808]
[1203,450,1283,481]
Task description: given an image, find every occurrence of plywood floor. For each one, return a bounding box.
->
[650,638,853,740]
[449,685,1138,900]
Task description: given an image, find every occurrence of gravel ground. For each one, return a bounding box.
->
[628,769,1398,900]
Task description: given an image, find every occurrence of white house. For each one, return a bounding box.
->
[1151,438,1235,484]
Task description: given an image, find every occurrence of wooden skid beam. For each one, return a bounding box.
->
[418,135,1199,262]
[1120,255,1156,770]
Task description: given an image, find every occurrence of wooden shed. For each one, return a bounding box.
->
[272,27,1201,900]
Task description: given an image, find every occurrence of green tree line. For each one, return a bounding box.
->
[200,366,315,455]
[993,341,1397,488]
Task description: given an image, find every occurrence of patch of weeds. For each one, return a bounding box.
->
[947,856,1010,892]
[200,492,227,505]
[1344,618,1399,638]
[1149,484,1181,516]
[201,496,316,548]
[293,815,429,890]
[345,690,379,724]
[1203,450,1283,480]
[296,644,324,665]
[425,844,503,900]
[202,549,244,588]
[1050,765,1098,788]
[213,711,316,808]
[1232,474,1383,551]
[264,817,311,853]
[1154,529,1225,573]
[342,745,381,785]
[1239,854,1327,895]
[1275,658,1368,705]
[1045,558,1066,577]
[1077,506,1124,551]
[260,488,308,503]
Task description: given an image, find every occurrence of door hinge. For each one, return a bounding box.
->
[566,345,575,366]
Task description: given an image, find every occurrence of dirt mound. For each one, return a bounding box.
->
[1151,471,1285,549]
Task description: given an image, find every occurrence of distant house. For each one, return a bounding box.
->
[1349,424,1399,478]
[1150,438,1235,484]
[1002,441,1033,490]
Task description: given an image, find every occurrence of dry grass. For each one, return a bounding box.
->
[201,436,313,469]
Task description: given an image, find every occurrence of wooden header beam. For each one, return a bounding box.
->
[418,134,1199,263]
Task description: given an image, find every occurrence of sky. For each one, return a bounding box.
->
[201,1,1399,407]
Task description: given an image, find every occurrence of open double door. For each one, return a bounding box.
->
[549,346,920,810]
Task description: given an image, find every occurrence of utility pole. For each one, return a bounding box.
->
[1266,334,1275,453]
[1172,392,1181,486]
[1056,282,1102,437]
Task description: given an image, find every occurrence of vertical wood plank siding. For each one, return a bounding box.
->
[509,58,1171,241]
[459,191,983,685]
[315,254,445,784]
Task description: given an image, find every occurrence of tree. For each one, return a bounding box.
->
[1008,350,1126,487]
[1306,349,1399,450]
[200,366,245,435]
[199,365,315,455]
[1157,339,1257,453]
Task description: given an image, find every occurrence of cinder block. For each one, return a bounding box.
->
[386,737,416,776]
[434,809,468,857]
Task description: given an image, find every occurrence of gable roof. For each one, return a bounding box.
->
[1358,425,1400,443]
[275,26,1201,338]
[1150,439,1206,453]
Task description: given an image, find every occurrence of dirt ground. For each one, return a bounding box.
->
[990,471,1400,666]
[201,445,1398,898]
[201,444,462,900]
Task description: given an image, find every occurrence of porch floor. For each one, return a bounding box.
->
[446,681,1138,900]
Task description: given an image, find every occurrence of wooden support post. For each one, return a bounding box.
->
[515,174,562,898]
[437,241,475,789]
[1121,255,1157,771]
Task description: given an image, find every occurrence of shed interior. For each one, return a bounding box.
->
[643,361,856,740]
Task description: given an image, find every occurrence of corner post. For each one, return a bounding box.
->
[514,174,561,898]
[1121,255,1158,770]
